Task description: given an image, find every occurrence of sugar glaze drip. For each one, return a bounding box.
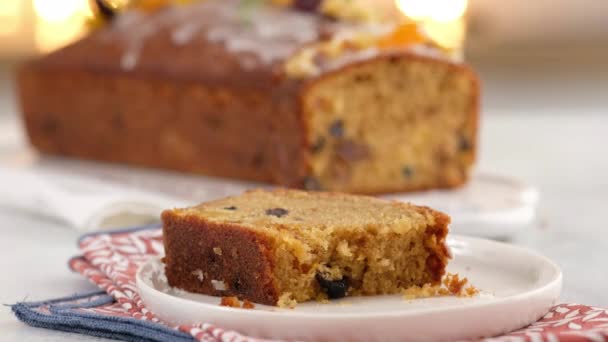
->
[101,0,321,71]
[94,1,454,74]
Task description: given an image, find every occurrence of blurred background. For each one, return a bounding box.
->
[0,0,607,307]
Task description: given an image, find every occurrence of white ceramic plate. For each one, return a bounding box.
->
[137,235,561,341]
[381,173,539,239]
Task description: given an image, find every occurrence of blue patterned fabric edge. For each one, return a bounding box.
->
[10,290,194,342]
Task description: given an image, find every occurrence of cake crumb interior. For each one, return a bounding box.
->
[173,189,449,306]
[303,55,477,193]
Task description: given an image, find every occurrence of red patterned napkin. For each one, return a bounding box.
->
[68,227,608,342]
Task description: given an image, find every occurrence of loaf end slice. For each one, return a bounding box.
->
[299,53,480,193]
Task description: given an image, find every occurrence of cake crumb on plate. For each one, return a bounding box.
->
[220,296,256,309]
[402,273,479,300]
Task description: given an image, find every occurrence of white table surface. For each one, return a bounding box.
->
[1,61,607,341]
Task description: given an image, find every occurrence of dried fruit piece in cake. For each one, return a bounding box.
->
[162,189,451,307]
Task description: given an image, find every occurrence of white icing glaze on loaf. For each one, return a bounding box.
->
[204,2,319,65]
[171,21,203,46]
[103,8,194,70]
[93,1,455,74]
[100,0,320,71]
[323,47,381,73]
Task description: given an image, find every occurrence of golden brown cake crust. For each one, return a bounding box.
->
[162,210,280,305]
[162,189,451,306]
[18,67,299,183]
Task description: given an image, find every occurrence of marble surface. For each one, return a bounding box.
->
[0,61,607,341]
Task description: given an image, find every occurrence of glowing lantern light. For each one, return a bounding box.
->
[395,0,468,23]
[32,0,93,52]
[0,1,22,35]
[395,0,468,52]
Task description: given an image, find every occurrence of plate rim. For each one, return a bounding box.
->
[382,173,541,239]
[136,234,562,319]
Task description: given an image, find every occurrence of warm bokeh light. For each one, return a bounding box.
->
[395,0,468,23]
[394,0,468,52]
[0,1,22,35]
[33,0,93,52]
[32,0,91,23]
[424,18,466,50]
[35,15,84,53]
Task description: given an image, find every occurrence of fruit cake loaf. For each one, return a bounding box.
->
[18,0,480,194]
[162,189,451,307]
